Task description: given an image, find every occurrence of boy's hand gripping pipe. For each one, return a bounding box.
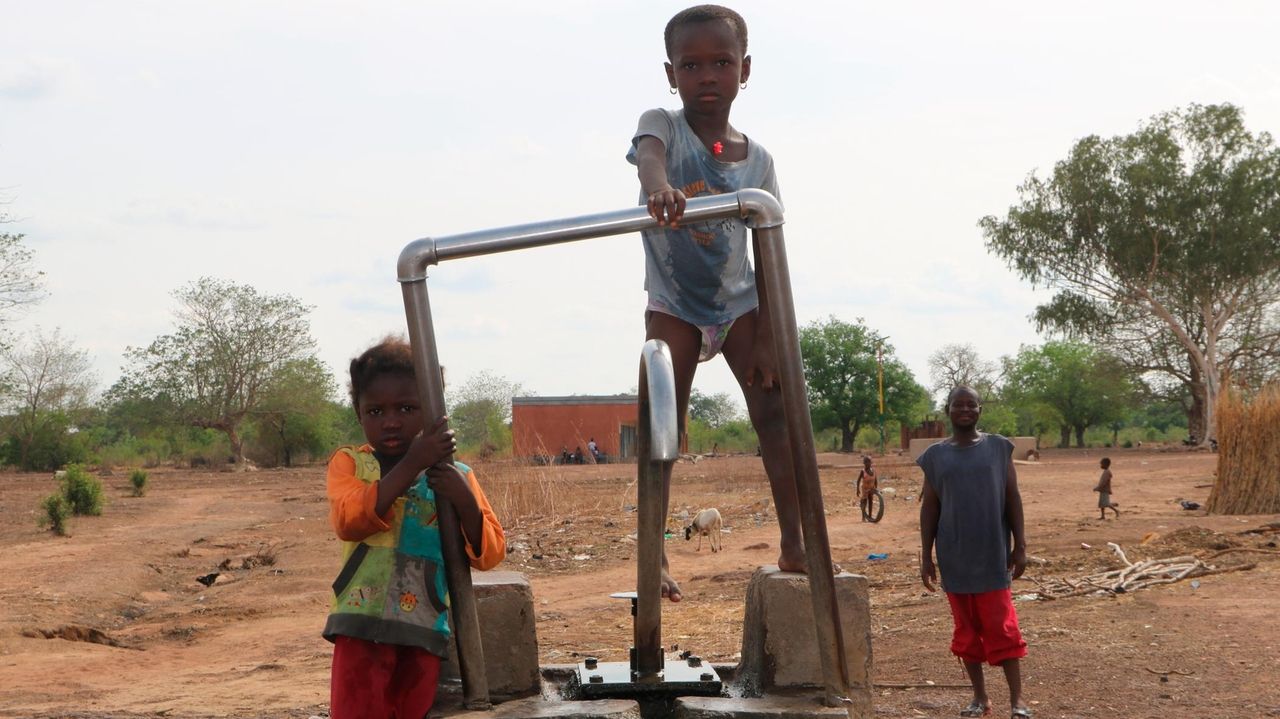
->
[398,189,856,711]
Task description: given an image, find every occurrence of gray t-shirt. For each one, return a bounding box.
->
[917,433,1015,594]
[626,108,780,326]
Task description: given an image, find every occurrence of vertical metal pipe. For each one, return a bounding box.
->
[400,278,491,710]
[634,339,678,679]
[754,225,851,708]
[634,383,662,678]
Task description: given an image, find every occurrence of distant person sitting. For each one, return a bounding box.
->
[573,447,585,465]
[560,447,572,465]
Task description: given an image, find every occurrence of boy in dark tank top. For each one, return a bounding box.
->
[918,386,1031,719]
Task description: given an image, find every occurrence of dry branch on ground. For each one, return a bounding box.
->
[1030,541,1258,600]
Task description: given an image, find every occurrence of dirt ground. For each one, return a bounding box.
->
[2,447,1278,719]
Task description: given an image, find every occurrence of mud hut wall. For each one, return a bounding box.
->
[901,420,947,450]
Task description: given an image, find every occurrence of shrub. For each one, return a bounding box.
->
[60,464,104,516]
[129,469,148,497]
[40,493,71,536]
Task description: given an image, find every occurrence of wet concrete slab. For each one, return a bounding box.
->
[435,696,641,718]
[674,694,857,718]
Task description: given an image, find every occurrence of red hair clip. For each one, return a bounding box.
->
[712,141,723,156]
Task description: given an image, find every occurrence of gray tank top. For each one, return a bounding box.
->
[917,434,1015,593]
[625,108,780,326]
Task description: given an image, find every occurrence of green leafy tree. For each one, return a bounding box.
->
[981,103,1280,445]
[117,278,320,469]
[0,328,96,470]
[1001,341,1139,448]
[251,357,339,467]
[95,380,197,466]
[799,316,927,452]
[976,402,1019,437]
[447,370,522,455]
[688,389,741,428]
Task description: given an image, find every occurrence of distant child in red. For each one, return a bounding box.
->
[323,338,505,719]
[919,386,1031,718]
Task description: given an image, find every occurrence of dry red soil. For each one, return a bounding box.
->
[1,448,1277,718]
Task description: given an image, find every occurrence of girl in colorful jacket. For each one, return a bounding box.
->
[324,337,505,718]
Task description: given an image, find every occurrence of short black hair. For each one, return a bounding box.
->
[664,4,749,59]
[1101,457,1112,468]
[945,385,982,410]
[348,336,415,412]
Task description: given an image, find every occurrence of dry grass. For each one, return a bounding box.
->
[1208,383,1280,514]
[482,462,638,529]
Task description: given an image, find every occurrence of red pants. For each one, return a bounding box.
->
[330,635,442,719]
[945,589,1028,666]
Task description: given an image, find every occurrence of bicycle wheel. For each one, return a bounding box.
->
[864,490,885,523]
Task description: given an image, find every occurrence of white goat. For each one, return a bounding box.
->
[684,508,723,553]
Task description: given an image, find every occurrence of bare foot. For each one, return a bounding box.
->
[777,547,806,573]
[777,549,844,574]
[660,568,683,602]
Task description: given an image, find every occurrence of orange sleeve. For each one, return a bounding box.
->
[326,449,391,542]
[461,467,506,571]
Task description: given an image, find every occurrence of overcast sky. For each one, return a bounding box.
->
[3,1,1279,410]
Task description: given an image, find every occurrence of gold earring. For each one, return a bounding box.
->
[669,87,678,94]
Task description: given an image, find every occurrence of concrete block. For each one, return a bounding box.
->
[737,567,871,717]
[675,695,853,718]
[440,570,541,700]
[907,437,942,460]
[1009,436,1038,460]
[910,436,1038,460]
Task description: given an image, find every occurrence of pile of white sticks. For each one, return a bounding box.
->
[1030,542,1256,600]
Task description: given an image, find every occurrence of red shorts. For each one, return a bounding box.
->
[330,635,442,719]
[945,589,1028,666]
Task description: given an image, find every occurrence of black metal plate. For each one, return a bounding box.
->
[575,660,723,699]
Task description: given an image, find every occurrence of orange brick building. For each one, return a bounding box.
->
[512,395,639,461]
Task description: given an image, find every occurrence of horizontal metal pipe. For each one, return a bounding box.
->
[393,188,791,704]
[397,191,780,282]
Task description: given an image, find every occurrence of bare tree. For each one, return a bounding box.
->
[927,343,998,402]
[0,232,46,324]
[0,328,96,468]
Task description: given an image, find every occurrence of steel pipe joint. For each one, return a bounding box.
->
[398,237,438,282]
